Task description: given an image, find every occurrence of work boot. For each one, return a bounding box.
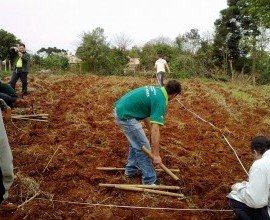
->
[151,179,160,185]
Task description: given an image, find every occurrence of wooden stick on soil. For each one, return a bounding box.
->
[99,183,180,190]
[11,114,49,122]
[11,114,49,118]
[114,185,184,198]
[12,118,48,122]
[141,146,180,181]
[96,167,180,173]
[42,145,61,173]
[17,192,40,209]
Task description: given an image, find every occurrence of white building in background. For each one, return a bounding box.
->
[68,55,82,64]
[125,57,140,74]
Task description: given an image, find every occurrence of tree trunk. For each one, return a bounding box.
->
[229,60,234,81]
[251,36,257,86]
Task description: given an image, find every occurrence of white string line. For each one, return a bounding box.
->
[34,197,233,212]
[176,98,249,176]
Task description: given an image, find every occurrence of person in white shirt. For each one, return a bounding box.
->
[227,136,270,220]
[154,54,171,86]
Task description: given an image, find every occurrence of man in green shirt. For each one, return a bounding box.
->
[114,80,181,185]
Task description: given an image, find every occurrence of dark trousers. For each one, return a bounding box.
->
[229,199,270,220]
[9,68,28,96]
[0,93,17,108]
[0,168,5,204]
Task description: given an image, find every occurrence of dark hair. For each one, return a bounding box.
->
[19,43,25,48]
[250,136,270,155]
[165,80,181,95]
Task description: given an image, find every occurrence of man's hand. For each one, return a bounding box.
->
[153,155,162,165]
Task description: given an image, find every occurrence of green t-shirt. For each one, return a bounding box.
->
[114,86,168,125]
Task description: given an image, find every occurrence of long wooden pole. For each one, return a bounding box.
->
[11,114,49,118]
[96,167,180,173]
[141,146,180,181]
[114,185,184,198]
[99,183,180,190]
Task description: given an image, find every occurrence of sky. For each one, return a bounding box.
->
[0,0,228,54]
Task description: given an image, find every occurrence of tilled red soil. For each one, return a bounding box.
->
[1,74,270,219]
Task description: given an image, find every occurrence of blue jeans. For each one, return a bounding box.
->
[156,71,165,86]
[114,110,157,185]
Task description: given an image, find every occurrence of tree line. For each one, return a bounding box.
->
[0,0,269,84]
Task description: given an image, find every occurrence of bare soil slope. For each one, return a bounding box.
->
[2,74,270,219]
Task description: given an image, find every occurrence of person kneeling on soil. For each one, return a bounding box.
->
[227,136,270,219]
[0,109,15,212]
[114,80,181,185]
[0,81,18,108]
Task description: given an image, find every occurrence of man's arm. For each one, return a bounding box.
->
[143,117,151,132]
[150,123,162,165]
[22,52,30,62]
[165,63,171,74]
[231,163,269,208]
[154,61,157,71]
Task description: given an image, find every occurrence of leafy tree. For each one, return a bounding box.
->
[212,0,260,75]
[76,27,110,73]
[0,29,20,60]
[174,35,185,53]
[179,29,202,54]
[98,48,129,75]
[112,33,133,51]
[42,54,69,70]
[170,54,196,78]
[239,0,270,28]
[147,36,174,45]
[172,29,214,78]
[128,46,141,58]
[139,44,156,71]
[140,43,176,72]
[37,47,67,56]
[257,52,270,84]
[31,54,43,67]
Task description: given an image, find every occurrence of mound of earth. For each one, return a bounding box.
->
[1,74,269,219]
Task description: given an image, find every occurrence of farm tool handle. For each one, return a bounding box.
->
[141,146,180,181]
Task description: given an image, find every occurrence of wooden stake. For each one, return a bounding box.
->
[99,183,180,190]
[11,114,49,122]
[17,192,40,209]
[141,146,180,181]
[42,145,61,173]
[114,185,184,198]
[12,118,48,122]
[12,114,49,118]
[96,167,180,173]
